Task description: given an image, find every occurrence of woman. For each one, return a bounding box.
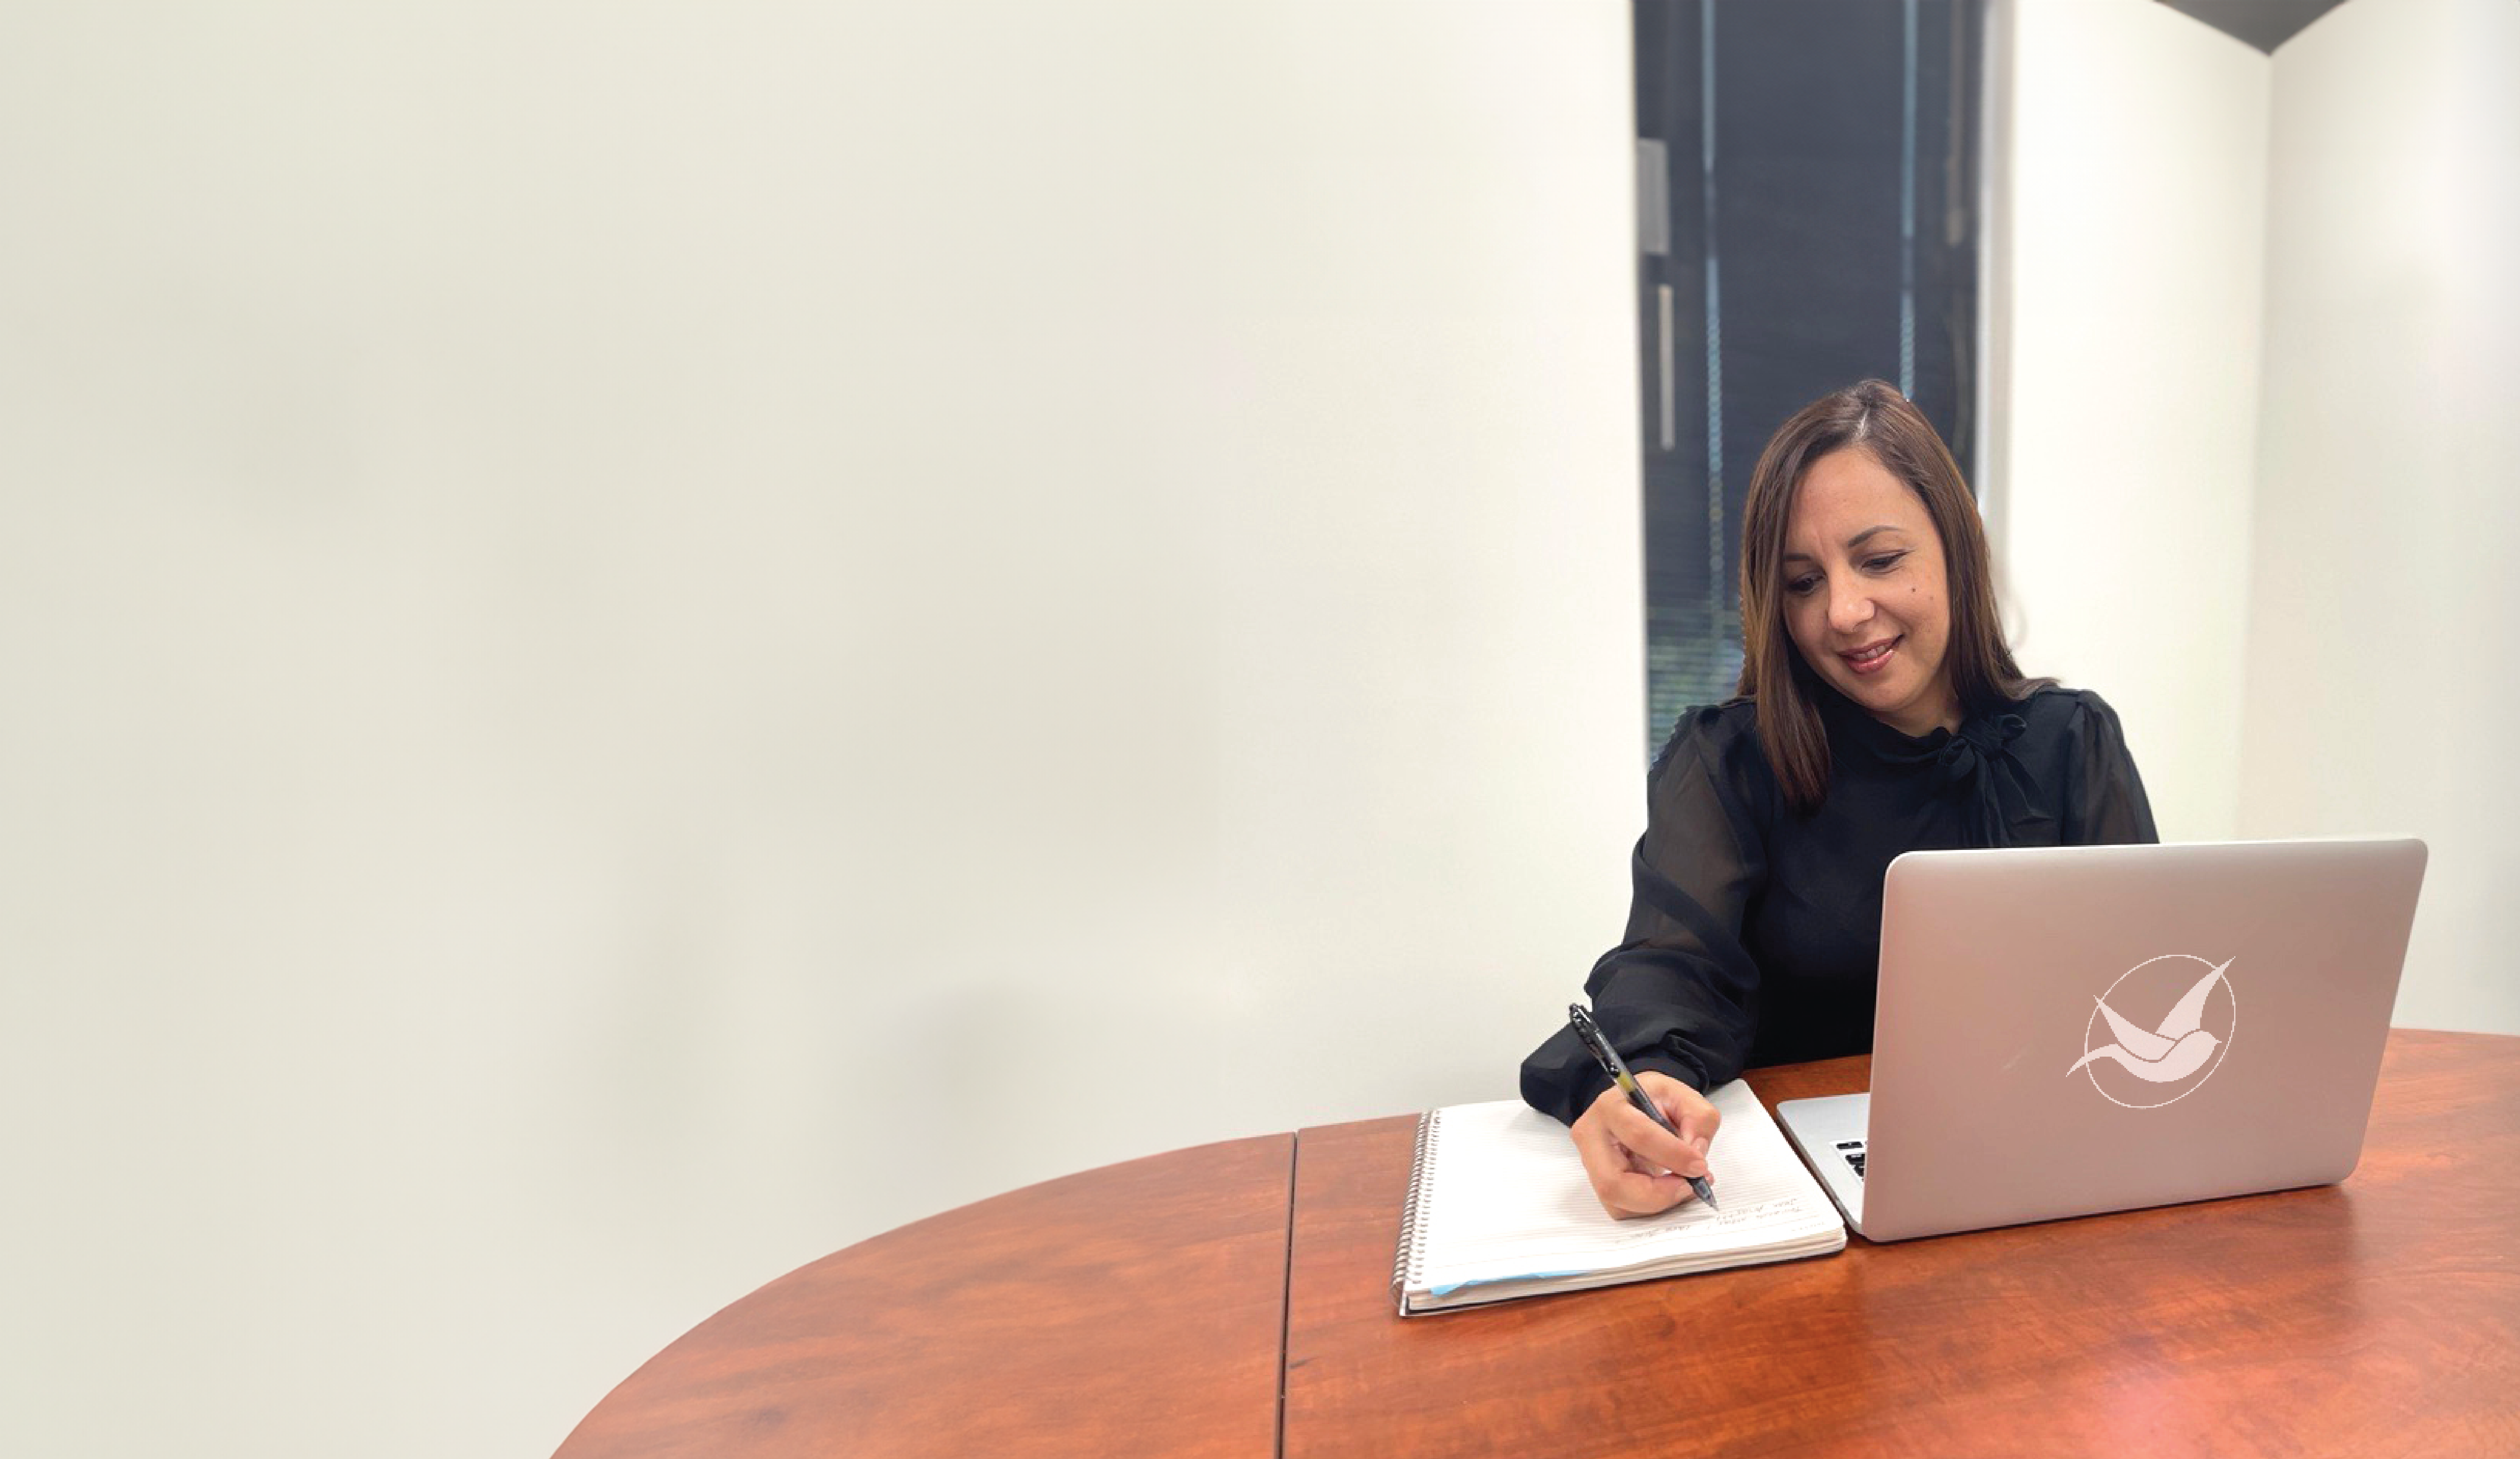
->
[1522,380,2155,1218]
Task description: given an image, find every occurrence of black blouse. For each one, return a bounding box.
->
[1519,683,2158,1125]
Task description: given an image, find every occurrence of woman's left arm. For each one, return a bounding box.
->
[2064,692,2158,845]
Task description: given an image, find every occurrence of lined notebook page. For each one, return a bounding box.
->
[1409,1081,1842,1295]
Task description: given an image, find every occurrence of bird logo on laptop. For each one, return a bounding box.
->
[2068,955,2237,1109]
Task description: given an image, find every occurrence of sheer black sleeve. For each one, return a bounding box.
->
[2062,692,2158,846]
[1519,710,1769,1124]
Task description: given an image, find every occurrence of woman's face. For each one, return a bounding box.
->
[1780,447,1960,737]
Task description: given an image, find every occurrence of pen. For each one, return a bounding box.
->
[1568,1003,1718,1211]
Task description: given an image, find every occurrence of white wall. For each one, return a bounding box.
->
[0,5,1642,1456]
[1997,0,2270,842]
[2239,0,2520,1033]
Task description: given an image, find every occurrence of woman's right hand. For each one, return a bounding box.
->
[1569,1071,1721,1219]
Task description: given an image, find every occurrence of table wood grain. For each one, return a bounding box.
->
[1282,1030,2520,1458]
[555,1032,2518,1459]
[555,1132,1293,1459]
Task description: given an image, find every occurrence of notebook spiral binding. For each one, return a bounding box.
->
[1389,1108,1441,1310]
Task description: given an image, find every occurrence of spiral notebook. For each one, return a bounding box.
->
[1391,1081,1846,1315]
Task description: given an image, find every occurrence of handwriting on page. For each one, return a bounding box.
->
[1706,1198,1796,1228]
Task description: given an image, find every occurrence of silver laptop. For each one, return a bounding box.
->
[1776,838,2426,1242]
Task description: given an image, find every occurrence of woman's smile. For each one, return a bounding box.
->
[1840,636,1900,675]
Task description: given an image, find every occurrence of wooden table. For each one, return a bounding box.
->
[556,1031,2520,1458]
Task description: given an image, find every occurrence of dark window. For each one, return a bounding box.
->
[1635,0,1983,751]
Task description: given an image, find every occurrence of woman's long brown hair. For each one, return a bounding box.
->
[1733,380,2048,814]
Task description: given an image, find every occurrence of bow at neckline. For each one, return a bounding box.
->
[1869,709,2043,847]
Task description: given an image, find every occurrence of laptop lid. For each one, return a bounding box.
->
[1854,838,2425,1243]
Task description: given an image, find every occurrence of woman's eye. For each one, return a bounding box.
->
[1864,552,1907,573]
[1785,575,1819,596]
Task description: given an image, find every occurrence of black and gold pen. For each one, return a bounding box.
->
[1568,1003,1718,1210]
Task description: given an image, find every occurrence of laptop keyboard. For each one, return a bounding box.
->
[1835,1139,1867,1180]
